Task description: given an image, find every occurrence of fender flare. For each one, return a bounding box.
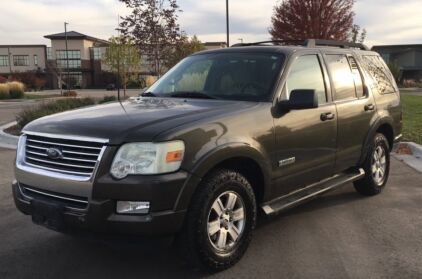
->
[359,116,394,165]
[173,143,271,211]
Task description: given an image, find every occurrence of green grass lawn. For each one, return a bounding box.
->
[401,95,422,144]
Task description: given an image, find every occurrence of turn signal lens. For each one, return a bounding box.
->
[166,150,184,162]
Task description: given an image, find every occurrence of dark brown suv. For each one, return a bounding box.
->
[12,39,402,271]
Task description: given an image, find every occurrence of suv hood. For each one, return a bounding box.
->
[23,97,257,144]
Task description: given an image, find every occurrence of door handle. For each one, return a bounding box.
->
[320,112,335,121]
[364,104,375,111]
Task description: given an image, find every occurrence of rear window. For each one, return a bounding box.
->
[361,55,396,94]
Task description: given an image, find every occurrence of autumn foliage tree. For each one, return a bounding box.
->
[119,0,182,76]
[269,0,355,41]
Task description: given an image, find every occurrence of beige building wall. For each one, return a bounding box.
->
[0,46,46,74]
[50,39,94,60]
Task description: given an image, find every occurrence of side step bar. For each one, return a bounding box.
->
[261,168,365,215]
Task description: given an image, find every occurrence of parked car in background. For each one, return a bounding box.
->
[12,39,401,271]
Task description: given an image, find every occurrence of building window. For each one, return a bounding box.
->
[56,50,81,59]
[91,47,102,60]
[57,60,81,69]
[60,72,82,88]
[56,50,81,69]
[381,53,390,63]
[34,55,38,66]
[0,55,9,67]
[13,55,29,66]
[47,47,52,60]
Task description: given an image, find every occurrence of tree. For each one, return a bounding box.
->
[165,35,205,69]
[103,36,141,97]
[269,0,355,41]
[119,0,182,76]
[387,62,402,84]
[349,24,367,43]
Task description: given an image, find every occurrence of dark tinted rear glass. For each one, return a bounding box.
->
[361,55,396,94]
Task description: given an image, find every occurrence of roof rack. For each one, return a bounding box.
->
[231,39,369,51]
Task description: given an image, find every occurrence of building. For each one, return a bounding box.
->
[372,44,422,81]
[0,31,227,89]
[0,45,47,74]
[44,31,110,89]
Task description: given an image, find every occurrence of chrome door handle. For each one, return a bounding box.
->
[320,112,335,121]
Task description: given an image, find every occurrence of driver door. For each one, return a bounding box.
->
[272,53,337,197]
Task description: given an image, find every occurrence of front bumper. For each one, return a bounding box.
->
[12,179,187,235]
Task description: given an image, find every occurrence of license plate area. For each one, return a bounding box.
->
[31,199,65,231]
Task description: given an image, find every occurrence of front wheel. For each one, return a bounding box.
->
[176,169,257,271]
[354,133,390,196]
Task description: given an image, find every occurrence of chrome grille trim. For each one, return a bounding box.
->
[19,132,109,181]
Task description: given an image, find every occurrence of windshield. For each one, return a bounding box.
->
[147,52,285,102]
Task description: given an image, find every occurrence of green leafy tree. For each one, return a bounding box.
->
[103,36,141,97]
[165,35,205,69]
[119,0,182,76]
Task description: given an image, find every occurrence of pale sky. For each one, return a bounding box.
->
[0,0,421,47]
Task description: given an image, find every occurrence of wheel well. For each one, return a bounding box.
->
[208,157,265,204]
[377,124,394,150]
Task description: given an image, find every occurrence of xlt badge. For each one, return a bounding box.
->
[279,157,296,167]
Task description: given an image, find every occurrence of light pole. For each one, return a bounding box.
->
[226,0,229,47]
[64,22,70,93]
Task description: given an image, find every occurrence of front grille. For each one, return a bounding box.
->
[24,134,106,178]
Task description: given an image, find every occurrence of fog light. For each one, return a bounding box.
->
[116,201,150,214]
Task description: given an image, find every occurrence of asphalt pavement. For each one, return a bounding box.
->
[0,148,421,279]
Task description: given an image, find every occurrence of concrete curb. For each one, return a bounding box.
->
[392,142,422,173]
[0,121,18,150]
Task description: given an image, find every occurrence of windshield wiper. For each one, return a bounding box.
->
[170,91,218,100]
[141,92,157,97]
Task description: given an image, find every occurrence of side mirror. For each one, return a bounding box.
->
[278,89,318,111]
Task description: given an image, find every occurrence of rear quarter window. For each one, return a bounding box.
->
[361,55,397,94]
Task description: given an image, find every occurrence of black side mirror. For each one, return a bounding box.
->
[278,89,318,111]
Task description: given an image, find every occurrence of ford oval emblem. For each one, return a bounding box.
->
[46,148,63,160]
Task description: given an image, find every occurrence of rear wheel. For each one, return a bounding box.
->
[176,169,257,271]
[354,133,390,196]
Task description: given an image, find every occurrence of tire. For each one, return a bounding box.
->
[354,133,390,196]
[176,169,257,271]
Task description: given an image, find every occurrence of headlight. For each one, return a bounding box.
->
[110,141,184,179]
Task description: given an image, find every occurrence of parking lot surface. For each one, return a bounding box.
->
[0,148,421,278]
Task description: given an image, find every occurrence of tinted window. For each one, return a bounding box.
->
[348,57,365,98]
[362,55,396,94]
[148,53,284,102]
[285,55,326,104]
[326,54,356,101]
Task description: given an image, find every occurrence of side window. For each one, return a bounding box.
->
[325,54,356,101]
[285,55,327,104]
[348,56,365,98]
[362,55,396,94]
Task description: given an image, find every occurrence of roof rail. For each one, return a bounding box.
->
[231,39,369,51]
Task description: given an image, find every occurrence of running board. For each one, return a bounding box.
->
[261,168,365,215]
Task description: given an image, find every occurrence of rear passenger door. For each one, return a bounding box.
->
[323,52,377,172]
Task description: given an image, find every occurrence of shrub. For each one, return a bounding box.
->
[0,84,10,99]
[0,75,7,84]
[63,91,78,97]
[98,95,117,104]
[8,81,25,99]
[10,72,48,91]
[403,79,417,88]
[16,98,96,128]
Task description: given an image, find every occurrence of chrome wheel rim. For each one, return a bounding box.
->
[372,145,387,185]
[207,191,246,252]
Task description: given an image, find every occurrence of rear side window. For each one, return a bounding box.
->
[361,55,396,94]
[285,55,327,104]
[325,54,356,101]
